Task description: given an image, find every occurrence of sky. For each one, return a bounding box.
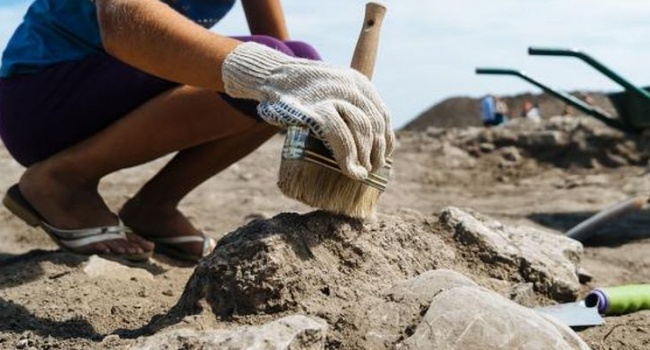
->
[2,0,650,128]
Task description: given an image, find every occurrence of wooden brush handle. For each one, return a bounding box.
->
[350,2,386,79]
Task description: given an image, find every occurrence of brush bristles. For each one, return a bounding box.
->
[278,160,382,218]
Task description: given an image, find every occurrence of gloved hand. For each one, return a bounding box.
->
[222,42,394,180]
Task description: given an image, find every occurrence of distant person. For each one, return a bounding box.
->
[480,95,497,126]
[494,97,509,124]
[522,100,541,122]
[527,103,541,122]
[520,100,531,118]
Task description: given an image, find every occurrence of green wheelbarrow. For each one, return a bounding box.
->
[476,47,650,134]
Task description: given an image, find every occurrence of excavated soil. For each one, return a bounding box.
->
[2,115,650,349]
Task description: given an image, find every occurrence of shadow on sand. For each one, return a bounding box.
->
[0,296,102,341]
[0,249,169,290]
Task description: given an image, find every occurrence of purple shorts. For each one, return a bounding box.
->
[0,36,321,166]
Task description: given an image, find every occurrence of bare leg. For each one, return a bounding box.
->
[20,85,274,256]
[119,121,277,256]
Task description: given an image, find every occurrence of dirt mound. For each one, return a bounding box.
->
[143,207,583,349]
[403,91,616,130]
[398,115,650,175]
[3,113,650,349]
[404,96,482,129]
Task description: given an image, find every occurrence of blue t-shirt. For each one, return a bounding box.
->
[0,0,235,78]
[480,96,495,122]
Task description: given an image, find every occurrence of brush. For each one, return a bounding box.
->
[277,2,391,219]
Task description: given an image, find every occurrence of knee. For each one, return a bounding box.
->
[283,41,321,60]
[232,35,321,61]
[238,35,295,57]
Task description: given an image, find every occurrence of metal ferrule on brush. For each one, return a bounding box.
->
[282,126,391,192]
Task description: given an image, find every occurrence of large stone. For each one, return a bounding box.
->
[132,315,327,350]
[158,209,585,349]
[387,269,479,303]
[355,269,479,350]
[177,211,455,318]
[396,286,589,350]
[439,207,582,301]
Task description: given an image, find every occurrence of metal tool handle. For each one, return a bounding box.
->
[566,196,648,242]
[528,47,579,57]
[529,46,650,107]
[586,284,650,315]
[475,68,521,76]
[350,2,386,79]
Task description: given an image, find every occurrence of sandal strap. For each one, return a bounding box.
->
[149,234,216,259]
[148,235,207,244]
[57,232,128,249]
[41,221,130,249]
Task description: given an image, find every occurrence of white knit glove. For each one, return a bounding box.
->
[222,42,394,180]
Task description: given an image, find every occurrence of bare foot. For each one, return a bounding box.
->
[18,163,154,256]
[119,196,209,259]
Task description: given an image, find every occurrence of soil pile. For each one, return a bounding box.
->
[403,91,616,130]
[2,112,650,348]
[143,207,583,349]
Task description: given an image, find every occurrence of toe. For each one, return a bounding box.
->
[107,240,127,255]
[126,232,155,252]
[85,242,111,255]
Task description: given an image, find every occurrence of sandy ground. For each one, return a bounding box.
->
[2,127,650,349]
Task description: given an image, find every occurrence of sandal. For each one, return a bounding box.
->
[147,233,216,262]
[2,184,152,262]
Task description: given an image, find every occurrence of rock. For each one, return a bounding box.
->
[83,256,154,281]
[15,338,31,349]
[425,127,446,138]
[604,152,629,167]
[388,269,478,303]
[439,207,582,301]
[244,212,272,222]
[177,211,454,318]
[161,209,585,348]
[577,267,593,284]
[510,282,537,308]
[501,146,522,163]
[102,334,121,347]
[395,286,590,350]
[490,128,519,146]
[356,270,478,350]
[131,315,327,350]
[479,142,495,153]
[517,130,568,148]
[238,172,254,181]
